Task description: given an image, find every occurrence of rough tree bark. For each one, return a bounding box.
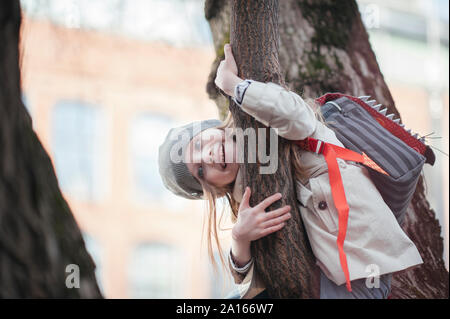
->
[205,0,448,299]
[225,0,320,299]
[0,1,102,298]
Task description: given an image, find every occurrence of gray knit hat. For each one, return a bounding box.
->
[158,119,222,200]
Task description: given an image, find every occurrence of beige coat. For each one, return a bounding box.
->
[228,80,423,299]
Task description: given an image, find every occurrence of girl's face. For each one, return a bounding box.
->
[184,128,239,188]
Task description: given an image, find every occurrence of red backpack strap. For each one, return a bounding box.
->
[294,137,389,292]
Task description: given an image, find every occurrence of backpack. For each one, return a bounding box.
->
[293,93,435,292]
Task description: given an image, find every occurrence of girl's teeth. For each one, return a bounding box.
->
[222,144,226,169]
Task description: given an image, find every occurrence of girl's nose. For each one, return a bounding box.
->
[202,145,213,164]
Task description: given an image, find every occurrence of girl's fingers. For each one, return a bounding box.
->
[260,222,286,238]
[224,43,233,61]
[255,192,283,211]
[261,205,291,222]
[239,186,251,209]
[260,211,291,229]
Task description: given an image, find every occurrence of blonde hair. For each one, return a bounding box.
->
[199,95,324,274]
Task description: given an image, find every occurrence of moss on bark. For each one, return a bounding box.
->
[204,0,226,21]
[297,0,358,49]
[293,0,358,94]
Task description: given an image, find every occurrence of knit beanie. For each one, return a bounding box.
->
[158,119,222,200]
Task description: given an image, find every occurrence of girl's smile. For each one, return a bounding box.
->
[184,128,239,188]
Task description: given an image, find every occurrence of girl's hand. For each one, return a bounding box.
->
[215,43,243,97]
[232,187,292,244]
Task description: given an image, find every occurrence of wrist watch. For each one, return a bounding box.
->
[233,79,253,105]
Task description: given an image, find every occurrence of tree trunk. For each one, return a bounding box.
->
[205,0,448,299]
[229,0,320,299]
[0,1,102,298]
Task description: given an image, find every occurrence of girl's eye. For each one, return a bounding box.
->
[197,165,204,178]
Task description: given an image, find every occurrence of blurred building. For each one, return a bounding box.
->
[19,0,448,299]
[19,3,236,298]
[358,0,449,269]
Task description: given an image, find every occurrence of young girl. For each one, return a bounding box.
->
[158,44,423,299]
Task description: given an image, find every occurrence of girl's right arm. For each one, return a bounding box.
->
[230,186,292,270]
[236,81,317,140]
[216,43,318,141]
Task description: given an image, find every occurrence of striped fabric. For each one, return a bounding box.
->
[319,97,426,225]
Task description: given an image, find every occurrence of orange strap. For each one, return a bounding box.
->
[295,137,388,292]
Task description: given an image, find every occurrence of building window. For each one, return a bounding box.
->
[129,242,184,298]
[21,93,32,117]
[51,100,105,201]
[82,233,104,295]
[129,113,175,203]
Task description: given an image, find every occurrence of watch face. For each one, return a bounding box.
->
[234,80,252,104]
[238,85,245,102]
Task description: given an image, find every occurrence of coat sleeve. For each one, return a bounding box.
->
[227,248,253,284]
[228,259,247,285]
[238,80,318,140]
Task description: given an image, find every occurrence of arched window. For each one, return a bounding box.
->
[128,242,184,298]
[51,100,106,201]
[129,113,176,203]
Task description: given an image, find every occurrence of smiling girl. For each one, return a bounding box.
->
[158,43,422,299]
